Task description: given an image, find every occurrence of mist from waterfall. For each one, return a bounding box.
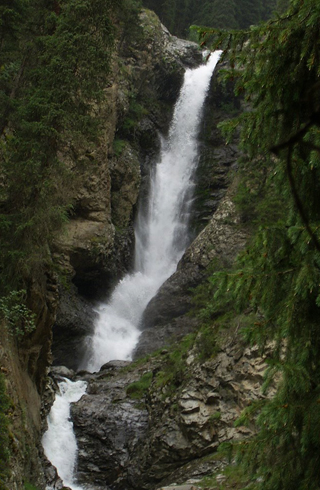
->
[84,51,222,373]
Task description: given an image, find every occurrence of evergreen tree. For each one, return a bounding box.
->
[196,0,320,488]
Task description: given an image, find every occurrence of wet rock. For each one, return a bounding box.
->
[71,363,151,489]
[50,365,75,381]
[52,285,96,370]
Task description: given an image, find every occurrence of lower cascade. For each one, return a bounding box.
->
[42,51,222,490]
[42,379,87,490]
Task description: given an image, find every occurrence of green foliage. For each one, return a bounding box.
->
[0,0,142,291]
[119,93,149,139]
[0,374,10,490]
[24,482,41,490]
[113,139,127,157]
[155,333,196,392]
[195,324,219,361]
[126,372,153,399]
[0,290,36,339]
[0,0,145,295]
[194,0,320,488]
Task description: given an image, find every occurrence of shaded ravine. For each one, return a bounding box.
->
[42,51,222,490]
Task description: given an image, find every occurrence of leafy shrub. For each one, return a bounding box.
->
[113,139,127,157]
[0,290,36,339]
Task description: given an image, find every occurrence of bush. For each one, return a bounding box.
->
[0,290,36,339]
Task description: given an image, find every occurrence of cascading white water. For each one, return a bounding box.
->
[85,50,222,373]
[42,51,222,490]
[42,379,87,490]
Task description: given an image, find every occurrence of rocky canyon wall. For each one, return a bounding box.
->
[0,7,258,490]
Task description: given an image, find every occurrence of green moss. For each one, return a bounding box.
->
[154,333,196,393]
[126,371,153,399]
[210,411,222,422]
[198,462,256,490]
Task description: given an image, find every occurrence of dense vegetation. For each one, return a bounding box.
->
[195,0,320,488]
[141,0,288,37]
[0,0,143,303]
[0,0,115,294]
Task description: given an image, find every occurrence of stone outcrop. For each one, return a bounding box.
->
[71,331,272,490]
[71,361,150,489]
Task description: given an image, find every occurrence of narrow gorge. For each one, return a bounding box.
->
[0,7,267,490]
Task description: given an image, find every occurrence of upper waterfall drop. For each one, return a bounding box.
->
[84,51,222,373]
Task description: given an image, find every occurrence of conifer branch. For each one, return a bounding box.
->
[285,144,320,253]
[270,113,320,253]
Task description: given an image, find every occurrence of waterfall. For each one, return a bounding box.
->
[42,379,87,490]
[85,50,222,372]
[42,50,222,490]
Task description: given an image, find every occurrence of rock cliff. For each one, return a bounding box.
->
[70,327,272,490]
[0,7,258,490]
[0,9,203,489]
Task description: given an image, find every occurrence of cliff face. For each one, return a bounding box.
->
[0,10,202,489]
[72,333,272,490]
[1,8,255,490]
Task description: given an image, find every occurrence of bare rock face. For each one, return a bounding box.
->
[71,361,150,489]
[71,335,273,490]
